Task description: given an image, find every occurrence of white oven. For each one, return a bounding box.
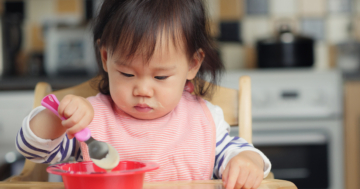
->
[221,69,344,189]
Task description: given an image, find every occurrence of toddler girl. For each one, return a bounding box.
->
[16,0,271,188]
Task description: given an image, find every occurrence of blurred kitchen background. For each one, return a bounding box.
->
[1,0,360,189]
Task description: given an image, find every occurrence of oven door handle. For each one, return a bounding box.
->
[253,132,327,145]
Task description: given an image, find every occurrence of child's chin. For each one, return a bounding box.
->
[130,111,168,120]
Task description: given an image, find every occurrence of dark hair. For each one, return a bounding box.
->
[92,0,224,98]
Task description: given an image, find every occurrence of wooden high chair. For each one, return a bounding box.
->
[4,76,290,187]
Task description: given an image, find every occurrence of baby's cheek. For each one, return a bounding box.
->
[156,101,165,109]
[113,95,130,110]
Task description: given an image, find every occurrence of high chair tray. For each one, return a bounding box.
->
[0,179,297,189]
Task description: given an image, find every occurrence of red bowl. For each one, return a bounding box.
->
[47,161,159,189]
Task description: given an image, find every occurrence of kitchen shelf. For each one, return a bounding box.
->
[0,75,93,91]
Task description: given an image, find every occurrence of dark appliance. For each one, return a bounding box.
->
[256,24,314,68]
[0,152,24,181]
[218,21,242,42]
[1,1,24,77]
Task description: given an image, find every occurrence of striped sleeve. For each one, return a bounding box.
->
[205,101,271,179]
[15,106,82,164]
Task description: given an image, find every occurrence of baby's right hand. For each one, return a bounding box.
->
[57,94,94,139]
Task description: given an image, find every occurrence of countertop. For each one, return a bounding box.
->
[343,72,360,81]
[0,75,94,91]
[1,69,359,91]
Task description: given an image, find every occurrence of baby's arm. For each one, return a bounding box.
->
[205,101,271,188]
[16,106,83,163]
[16,94,93,163]
[29,107,67,140]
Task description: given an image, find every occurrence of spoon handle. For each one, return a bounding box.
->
[41,94,91,142]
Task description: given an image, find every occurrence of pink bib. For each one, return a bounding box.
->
[80,92,216,182]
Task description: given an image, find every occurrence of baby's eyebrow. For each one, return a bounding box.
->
[153,66,176,71]
[114,60,129,66]
[114,59,176,71]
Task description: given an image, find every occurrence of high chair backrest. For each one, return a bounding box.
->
[6,76,252,182]
[202,75,252,143]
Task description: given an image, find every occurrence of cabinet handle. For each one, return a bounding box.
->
[0,122,3,133]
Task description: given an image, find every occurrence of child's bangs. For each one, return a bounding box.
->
[101,0,193,64]
[117,23,186,64]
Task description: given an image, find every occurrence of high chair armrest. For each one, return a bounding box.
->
[5,160,49,182]
[265,172,275,180]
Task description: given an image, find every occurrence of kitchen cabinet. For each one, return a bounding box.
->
[344,81,360,189]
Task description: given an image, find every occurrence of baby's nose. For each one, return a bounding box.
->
[133,83,153,97]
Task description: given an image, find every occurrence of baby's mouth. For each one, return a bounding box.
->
[134,104,153,112]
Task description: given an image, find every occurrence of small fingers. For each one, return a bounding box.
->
[242,171,256,189]
[58,95,75,119]
[66,132,75,139]
[222,162,231,187]
[61,108,86,129]
[223,151,265,189]
[66,119,88,136]
[52,95,94,140]
[65,111,92,135]
[226,164,242,189]
[252,175,263,189]
[233,167,249,189]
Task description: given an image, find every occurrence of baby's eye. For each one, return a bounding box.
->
[120,72,134,77]
[154,76,168,80]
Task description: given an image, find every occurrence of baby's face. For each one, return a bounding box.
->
[100,39,200,120]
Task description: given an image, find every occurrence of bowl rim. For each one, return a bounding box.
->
[47,160,159,177]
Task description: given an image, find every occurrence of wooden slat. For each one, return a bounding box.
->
[344,81,360,189]
[203,85,238,126]
[239,76,252,143]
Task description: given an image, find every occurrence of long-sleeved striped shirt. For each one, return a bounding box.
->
[16,94,271,180]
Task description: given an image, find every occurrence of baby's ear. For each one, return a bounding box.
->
[99,46,108,72]
[187,49,205,80]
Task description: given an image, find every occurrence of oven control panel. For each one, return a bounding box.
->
[219,69,343,120]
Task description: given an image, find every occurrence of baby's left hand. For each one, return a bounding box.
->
[222,151,264,189]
